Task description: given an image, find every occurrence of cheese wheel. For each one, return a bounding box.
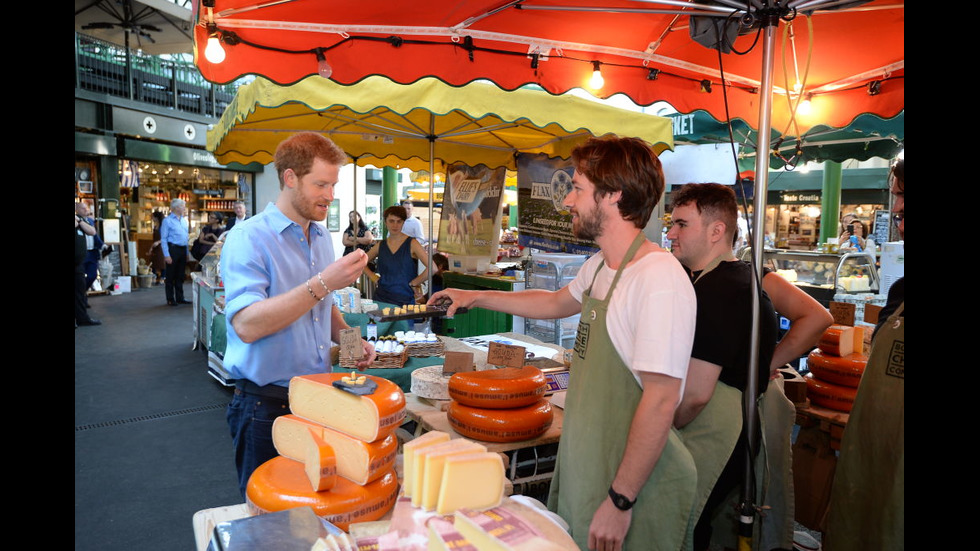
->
[428,518,479,551]
[804,373,858,412]
[411,365,451,400]
[289,373,406,442]
[447,399,554,443]
[436,452,505,515]
[304,429,338,492]
[449,367,548,409]
[272,414,397,485]
[807,349,868,388]
[246,456,398,531]
[817,325,855,357]
[401,430,451,498]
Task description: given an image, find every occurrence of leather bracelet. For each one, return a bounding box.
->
[306,279,325,302]
[316,273,331,294]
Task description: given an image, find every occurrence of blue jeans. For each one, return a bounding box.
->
[226,389,289,499]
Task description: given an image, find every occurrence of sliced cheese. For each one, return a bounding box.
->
[401,431,451,498]
[447,399,553,443]
[807,349,868,388]
[246,456,398,532]
[818,325,855,357]
[804,373,859,413]
[435,452,505,515]
[289,373,406,442]
[428,518,479,551]
[454,507,567,551]
[304,429,338,492]
[417,440,487,510]
[273,415,397,485]
[449,367,548,409]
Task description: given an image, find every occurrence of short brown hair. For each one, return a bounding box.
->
[383,205,407,221]
[274,132,347,189]
[571,136,664,228]
[669,183,738,239]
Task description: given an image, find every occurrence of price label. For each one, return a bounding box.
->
[487,341,526,368]
[864,304,883,325]
[829,301,856,327]
[339,327,364,361]
[443,351,475,375]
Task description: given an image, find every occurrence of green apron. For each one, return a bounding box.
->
[548,233,697,550]
[825,302,905,551]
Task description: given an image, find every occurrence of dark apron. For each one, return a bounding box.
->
[548,233,697,550]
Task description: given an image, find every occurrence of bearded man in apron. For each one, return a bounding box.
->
[431,136,698,550]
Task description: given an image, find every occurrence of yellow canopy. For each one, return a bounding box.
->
[208,75,673,171]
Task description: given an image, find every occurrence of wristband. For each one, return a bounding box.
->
[316,273,331,293]
[608,486,636,511]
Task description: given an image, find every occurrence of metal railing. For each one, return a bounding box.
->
[75,33,242,118]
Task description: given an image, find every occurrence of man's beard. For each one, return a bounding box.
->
[573,204,604,240]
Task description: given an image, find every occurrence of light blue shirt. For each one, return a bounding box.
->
[160,212,188,257]
[221,203,337,387]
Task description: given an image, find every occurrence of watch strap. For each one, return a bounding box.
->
[608,486,636,511]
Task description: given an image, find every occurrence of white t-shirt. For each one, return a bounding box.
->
[402,216,426,243]
[566,249,696,394]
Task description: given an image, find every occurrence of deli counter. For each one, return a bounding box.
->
[740,248,880,307]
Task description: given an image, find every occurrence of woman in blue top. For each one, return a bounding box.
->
[364,205,430,306]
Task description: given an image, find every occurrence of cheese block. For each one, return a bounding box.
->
[435,452,505,515]
[447,399,553,443]
[304,429,338,492]
[817,325,855,357]
[417,440,488,510]
[411,365,452,400]
[273,415,397,485]
[289,373,406,442]
[246,456,398,531]
[401,431,451,498]
[449,367,548,409]
[807,349,868,388]
[428,518,479,551]
[804,373,858,413]
[454,506,568,551]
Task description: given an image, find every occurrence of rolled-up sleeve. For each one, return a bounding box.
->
[221,229,269,325]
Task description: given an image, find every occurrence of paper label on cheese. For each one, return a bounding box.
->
[457,507,544,545]
[428,518,478,551]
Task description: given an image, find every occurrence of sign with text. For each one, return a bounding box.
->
[442,351,475,375]
[438,164,506,257]
[339,328,364,361]
[487,341,527,368]
[864,304,882,325]
[516,153,598,255]
[829,301,856,327]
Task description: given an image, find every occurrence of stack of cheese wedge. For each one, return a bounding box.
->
[245,373,406,531]
[446,366,554,443]
[805,325,869,413]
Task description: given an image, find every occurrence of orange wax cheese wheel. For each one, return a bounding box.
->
[807,349,868,388]
[818,325,855,357]
[246,456,398,532]
[805,373,858,412]
[304,429,338,492]
[272,414,397,485]
[447,399,554,443]
[401,430,451,498]
[448,366,548,409]
[289,373,406,442]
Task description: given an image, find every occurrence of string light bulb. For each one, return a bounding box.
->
[798,93,813,116]
[589,61,604,90]
[315,48,333,79]
[204,24,226,64]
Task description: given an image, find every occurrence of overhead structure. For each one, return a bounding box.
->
[76,0,194,55]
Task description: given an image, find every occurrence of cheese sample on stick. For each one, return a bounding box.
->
[435,452,505,515]
[289,373,406,442]
[304,429,338,491]
[272,415,397,485]
[401,431,451,498]
[449,366,548,409]
[416,439,487,509]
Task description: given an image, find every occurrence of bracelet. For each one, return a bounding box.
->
[306,279,325,302]
[316,273,331,294]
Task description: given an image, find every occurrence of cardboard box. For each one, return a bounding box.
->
[112,276,132,295]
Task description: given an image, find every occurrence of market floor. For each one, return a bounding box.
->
[75,283,241,551]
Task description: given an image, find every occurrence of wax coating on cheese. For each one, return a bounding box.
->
[804,373,858,412]
[447,399,553,443]
[449,367,548,409]
[289,373,406,442]
[304,429,338,492]
[818,325,855,357]
[272,415,397,485]
[807,349,867,388]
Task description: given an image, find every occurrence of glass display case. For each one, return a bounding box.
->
[525,253,587,349]
[740,249,880,307]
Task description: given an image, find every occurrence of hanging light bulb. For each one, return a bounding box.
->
[315,48,333,79]
[589,61,604,90]
[204,25,226,64]
[798,93,813,116]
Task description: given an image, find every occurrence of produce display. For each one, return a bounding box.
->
[805,325,869,412]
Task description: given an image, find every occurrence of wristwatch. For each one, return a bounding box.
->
[608,486,636,511]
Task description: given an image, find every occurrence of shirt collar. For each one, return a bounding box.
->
[263,203,325,238]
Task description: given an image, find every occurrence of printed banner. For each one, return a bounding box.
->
[438,164,506,257]
[516,153,598,255]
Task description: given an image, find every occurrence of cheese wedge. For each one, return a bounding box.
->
[289,373,406,442]
[435,452,505,515]
[273,415,397,485]
[416,440,487,510]
[449,367,548,409]
[818,325,855,357]
[454,507,567,551]
[447,399,553,443]
[304,429,338,492]
[401,431,451,498]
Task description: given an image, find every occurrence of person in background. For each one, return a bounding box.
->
[161,198,190,306]
[220,132,375,498]
[75,202,104,302]
[839,219,868,252]
[76,209,102,327]
[429,136,697,551]
[148,211,166,285]
[825,157,904,551]
[400,199,426,246]
[342,210,375,257]
[193,211,225,265]
[224,200,248,233]
[364,205,431,306]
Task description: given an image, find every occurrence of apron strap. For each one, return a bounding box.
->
[586,231,647,297]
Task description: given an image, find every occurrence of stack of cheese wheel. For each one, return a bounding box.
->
[446,366,553,443]
[247,373,406,531]
[805,325,869,413]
